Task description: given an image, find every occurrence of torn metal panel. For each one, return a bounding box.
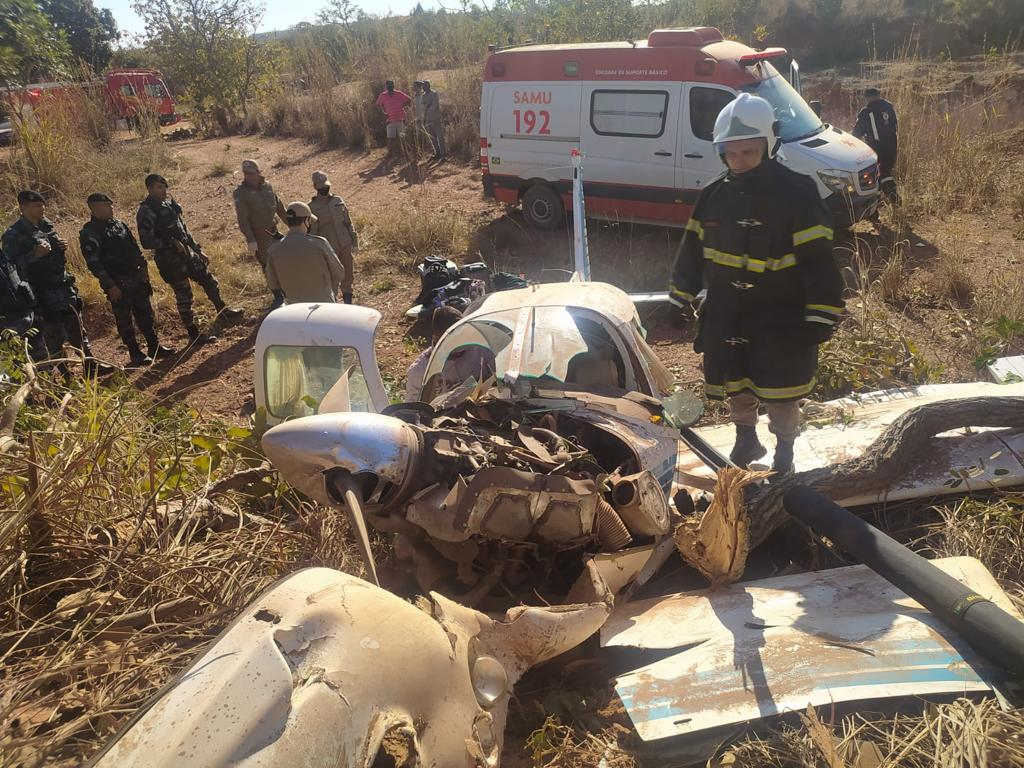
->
[674,382,1024,505]
[93,569,609,768]
[602,557,1021,743]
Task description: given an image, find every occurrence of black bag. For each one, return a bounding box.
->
[414,256,460,306]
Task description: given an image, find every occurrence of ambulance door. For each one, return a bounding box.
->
[678,84,736,192]
[581,83,681,193]
[486,82,582,183]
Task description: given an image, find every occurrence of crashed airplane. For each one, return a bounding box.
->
[89,278,1024,767]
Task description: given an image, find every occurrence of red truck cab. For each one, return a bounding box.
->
[104,69,179,126]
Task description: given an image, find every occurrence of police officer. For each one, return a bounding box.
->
[852,87,899,204]
[80,193,174,367]
[137,174,243,345]
[308,170,358,304]
[669,94,845,474]
[0,247,47,363]
[232,159,288,309]
[2,190,112,375]
[266,201,346,305]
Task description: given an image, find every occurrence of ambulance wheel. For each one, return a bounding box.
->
[522,185,564,230]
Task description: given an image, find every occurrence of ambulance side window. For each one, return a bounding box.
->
[590,90,669,138]
[690,87,735,140]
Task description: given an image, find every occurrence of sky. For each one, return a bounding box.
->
[99,0,441,40]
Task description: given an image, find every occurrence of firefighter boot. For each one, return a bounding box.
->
[771,439,795,476]
[269,289,285,311]
[125,340,153,368]
[729,424,767,468]
[342,293,353,305]
[187,325,218,346]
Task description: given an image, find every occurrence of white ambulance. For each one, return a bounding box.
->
[480,28,880,229]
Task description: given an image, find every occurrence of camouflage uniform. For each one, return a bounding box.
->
[2,216,96,364]
[136,196,227,333]
[0,249,47,362]
[79,215,159,358]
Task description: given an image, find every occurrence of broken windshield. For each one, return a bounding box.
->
[420,306,627,400]
[742,62,824,142]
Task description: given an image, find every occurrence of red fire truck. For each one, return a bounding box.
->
[12,69,180,127]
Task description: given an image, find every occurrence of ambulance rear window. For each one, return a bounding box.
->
[590,90,668,138]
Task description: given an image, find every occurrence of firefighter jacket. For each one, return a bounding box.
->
[79,216,149,291]
[1,216,77,312]
[232,180,287,252]
[852,98,898,158]
[669,158,844,402]
[136,196,201,259]
[308,193,358,252]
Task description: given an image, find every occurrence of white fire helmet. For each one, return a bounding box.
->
[712,93,779,157]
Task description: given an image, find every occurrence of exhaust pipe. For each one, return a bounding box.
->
[783,485,1024,678]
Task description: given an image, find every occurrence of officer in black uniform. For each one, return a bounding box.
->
[670,94,844,474]
[0,247,47,363]
[136,174,243,346]
[80,193,175,367]
[2,190,113,376]
[852,87,899,204]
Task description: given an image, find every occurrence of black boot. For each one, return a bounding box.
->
[126,341,152,368]
[771,439,795,476]
[214,300,244,319]
[82,343,117,376]
[187,325,218,345]
[148,342,176,359]
[342,292,353,305]
[729,424,767,468]
[269,289,285,310]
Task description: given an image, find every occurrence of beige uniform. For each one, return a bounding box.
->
[266,230,346,304]
[308,193,358,295]
[232,180,287,273]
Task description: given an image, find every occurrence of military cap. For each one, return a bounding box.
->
[865,87,881,97]
[311,170,330,188]
[87,192,113,205]
[286,200,312,218]
[145,173,168,188]
[241,159,261,173]
[422,79,431,88]
[17,190,44,204]
[413,80,424,87]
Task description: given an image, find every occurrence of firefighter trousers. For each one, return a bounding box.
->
[729,391,801,441]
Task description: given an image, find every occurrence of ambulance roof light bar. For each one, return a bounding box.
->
[738,48,788,66]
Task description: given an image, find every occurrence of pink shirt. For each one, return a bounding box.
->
[376,90,411,123]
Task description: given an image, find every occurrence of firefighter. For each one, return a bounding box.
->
[0,247,47,364]
[137,174,243,346]
[266,201,346,305]
[308,170,358,304]
[669,93,845,474]
[232,158,288,309]
[80,193,174,367]
[2,190,113,376]
[852,87,899,204]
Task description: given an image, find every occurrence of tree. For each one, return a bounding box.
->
[131,0,284,127]
[0,0,70,85]
[38,0,119,70]
[316,0,365,28]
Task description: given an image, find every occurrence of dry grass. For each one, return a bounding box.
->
[933,247,975,308]
[0,364,361,766]
[355,201,474,265]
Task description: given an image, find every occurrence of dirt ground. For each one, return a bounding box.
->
[65,130,1023,423]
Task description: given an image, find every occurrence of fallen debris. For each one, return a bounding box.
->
[93,568,609,767]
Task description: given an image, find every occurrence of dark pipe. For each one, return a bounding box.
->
[783,485,1024,678]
